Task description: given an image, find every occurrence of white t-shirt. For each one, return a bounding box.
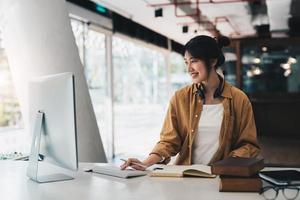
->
[192,103,224,165]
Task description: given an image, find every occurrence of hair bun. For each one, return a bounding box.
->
[217,36,230,48]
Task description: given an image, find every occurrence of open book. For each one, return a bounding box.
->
[149,164,216,178]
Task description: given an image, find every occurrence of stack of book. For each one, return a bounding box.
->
[211,157,264,192]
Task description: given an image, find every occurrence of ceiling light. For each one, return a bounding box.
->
[155,8,163,17]
[253,67,263,75]
[253,58,261,64]
[247,71,253,77]
[287,57,297,64]
[182,26,189,33]
[262,46,268,52]
[284,69,292,77]
[280,63,291,70]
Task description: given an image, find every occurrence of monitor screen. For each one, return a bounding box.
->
[27,72,78,182]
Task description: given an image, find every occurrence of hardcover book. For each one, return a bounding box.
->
[211,157,264,177]
[219,174,262,192]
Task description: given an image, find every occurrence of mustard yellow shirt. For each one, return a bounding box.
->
[151,81,261,165]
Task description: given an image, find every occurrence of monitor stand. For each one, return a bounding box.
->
[26,111,74,183]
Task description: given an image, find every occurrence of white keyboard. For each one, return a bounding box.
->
[92,164,149,179]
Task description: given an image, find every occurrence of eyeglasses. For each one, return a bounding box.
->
[260,185,300,200]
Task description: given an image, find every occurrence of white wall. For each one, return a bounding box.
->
[0,0,107,162]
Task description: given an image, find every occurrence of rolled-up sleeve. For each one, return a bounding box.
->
[229,100,261,158]
[150,94,182,164]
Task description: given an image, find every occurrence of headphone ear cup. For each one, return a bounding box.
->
[198,84,206,99]
[198,89,205,99]
[213,88,221,98]
[213,74,225,98]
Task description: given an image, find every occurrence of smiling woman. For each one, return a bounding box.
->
[121,35,261,171]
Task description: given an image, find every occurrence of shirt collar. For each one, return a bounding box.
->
[192,75,232,99]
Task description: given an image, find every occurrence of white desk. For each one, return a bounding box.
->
[0,161,296,200]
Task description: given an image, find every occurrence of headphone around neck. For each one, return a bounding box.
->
[196,74,224,101]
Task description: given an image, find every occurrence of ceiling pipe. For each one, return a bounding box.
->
[207,0,259,3]
[176,20,218,35]
[214,16,241,36]
[174,0,200,18]
[173,0,221,36]
[147,0,251,37]
[147,0,259,7]
[175,16,240,37]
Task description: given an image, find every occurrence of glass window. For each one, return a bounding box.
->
[223,48,237,86]
[242,45,300,93]
[70,19,85,64]
[0,32,24,132]
[71,19,109,154]
[170,52,190,92]
[112,36,168,158]
[84,29,109,153]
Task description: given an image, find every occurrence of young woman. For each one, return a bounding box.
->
[121,35,261,170]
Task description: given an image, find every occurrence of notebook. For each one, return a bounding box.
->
[259,170,300,186]
[149,164,216,178]
[91,164,149,178]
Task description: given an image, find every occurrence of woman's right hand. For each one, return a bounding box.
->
[120,158,148,171]
[120,154,163,171]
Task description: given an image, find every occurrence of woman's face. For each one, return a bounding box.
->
[184,51,207,84]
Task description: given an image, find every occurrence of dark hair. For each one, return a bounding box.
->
[184,35,230,73]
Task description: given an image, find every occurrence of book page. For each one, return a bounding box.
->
[186,165,213,174]
[149,164,213,177]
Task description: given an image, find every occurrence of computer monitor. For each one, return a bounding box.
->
[27,72,78,183]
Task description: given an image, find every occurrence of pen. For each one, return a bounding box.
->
[120,158,148,169]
